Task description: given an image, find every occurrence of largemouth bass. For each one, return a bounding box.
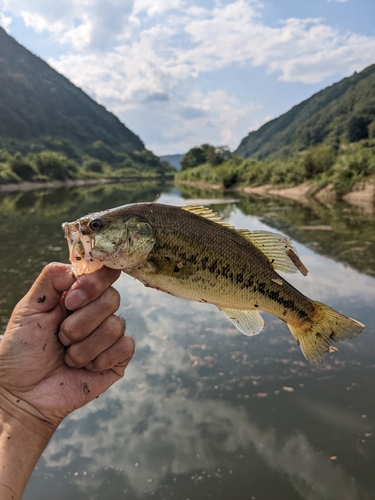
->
[62,202,364,364]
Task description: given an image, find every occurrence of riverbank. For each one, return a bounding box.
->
[176,178,375,210]
[0,175,173,193]
[0,178,114,192]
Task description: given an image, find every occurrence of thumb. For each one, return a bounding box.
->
[19,262,75,315]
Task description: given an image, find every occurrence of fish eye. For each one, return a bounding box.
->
[89,218,105,231]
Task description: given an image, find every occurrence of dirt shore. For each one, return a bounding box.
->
[177,179,375,209]
[3,178,374,211]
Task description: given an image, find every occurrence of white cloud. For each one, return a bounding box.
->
[2,0,375,153]
[0,11,11,29]
[176,9,375,83]
[133,0,183,16]
[2,0,134,49]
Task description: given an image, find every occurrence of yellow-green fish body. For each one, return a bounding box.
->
[62,202,364,364]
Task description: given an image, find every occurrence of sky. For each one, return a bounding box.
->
[1,1,375,156]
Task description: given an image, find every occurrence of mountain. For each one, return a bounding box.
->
[0,27,146,162]
[159,154,185,170]
[235,64,375,161]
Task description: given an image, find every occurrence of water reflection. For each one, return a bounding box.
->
[178,184,375,279]
[1,182,375,499]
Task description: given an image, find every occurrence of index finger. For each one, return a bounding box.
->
[18,262,75,314]
[65,267,121,311]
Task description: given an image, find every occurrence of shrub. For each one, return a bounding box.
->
[0,161,21,184]
[298,145,337,179]
[31,151,79,180]
[330,145,374,194]
[9,153,39,181]
[83,158,104,173]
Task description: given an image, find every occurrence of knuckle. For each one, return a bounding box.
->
[99,315,124,343]
[104,287,121,310]
[124,335,136,356]
[42,262,65,279]
[117,335,135,359]
[109,314,126,337]
[83,274,102,296]
[66,344,84,366]
[92,355,108,372]
[60,321,79,342]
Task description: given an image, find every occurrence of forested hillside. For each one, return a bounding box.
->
[0,27,173,183]
[235,64,375,160]
[177,63,375,197]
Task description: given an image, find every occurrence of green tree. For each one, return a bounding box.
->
[368,119,375,139]
[181,144,231,170]
[202,144,231,166]
[181,146,206,170]
[345,114,372,142]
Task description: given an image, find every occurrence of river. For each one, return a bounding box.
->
[1,181,375,500]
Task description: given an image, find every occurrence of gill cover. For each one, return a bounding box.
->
[87,216,156,272]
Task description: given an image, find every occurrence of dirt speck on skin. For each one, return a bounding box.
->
[37,295,46,303]
[83,383,90,395]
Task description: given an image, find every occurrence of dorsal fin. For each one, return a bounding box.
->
[181,205,308,276]
[237,229,308,276]
[181,205,234,229]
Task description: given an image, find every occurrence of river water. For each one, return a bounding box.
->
[1,181,375,500]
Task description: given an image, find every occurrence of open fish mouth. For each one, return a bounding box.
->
[62,221,104,277]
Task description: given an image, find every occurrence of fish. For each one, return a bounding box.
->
[62,202,365,365]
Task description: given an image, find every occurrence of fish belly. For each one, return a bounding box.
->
[126,250,315,328]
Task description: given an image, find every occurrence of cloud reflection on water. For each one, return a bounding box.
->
[23,194,375,499]
[38,249,374,499]
[42,383,368,499]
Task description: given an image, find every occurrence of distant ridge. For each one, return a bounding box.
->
[159,154,184,170]
[0,27,144,157]
[235,64,375,160]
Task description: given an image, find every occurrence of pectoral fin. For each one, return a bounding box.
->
[219,307,265,336]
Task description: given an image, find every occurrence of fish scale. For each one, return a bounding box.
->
[62,202,365,365]
[126,203,312,321]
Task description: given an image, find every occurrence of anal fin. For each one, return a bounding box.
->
[219,307,265,336]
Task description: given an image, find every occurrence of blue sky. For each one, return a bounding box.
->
[1,0,375,155]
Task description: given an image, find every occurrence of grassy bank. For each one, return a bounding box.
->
[0,148,174,185]
[176,140,375,197]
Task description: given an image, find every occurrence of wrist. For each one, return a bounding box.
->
[0,385,58,438]
[0,387,57,499]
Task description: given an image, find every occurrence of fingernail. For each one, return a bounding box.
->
[58,331,72,347]
[65,289,86,310]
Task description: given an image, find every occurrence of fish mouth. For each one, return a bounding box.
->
[62,221,104,277]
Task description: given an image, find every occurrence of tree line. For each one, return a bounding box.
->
[177,139,375,196]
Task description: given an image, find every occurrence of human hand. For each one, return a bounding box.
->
[0,262,134,499]
[0,262,135,431]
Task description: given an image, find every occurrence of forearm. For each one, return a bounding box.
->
[0,388,56,500]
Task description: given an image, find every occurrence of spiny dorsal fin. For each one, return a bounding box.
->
[182,206,308,276]
[181,205,234,229]
[237,230,309,276]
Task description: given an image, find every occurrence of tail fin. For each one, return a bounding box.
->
[288,301,365,365]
